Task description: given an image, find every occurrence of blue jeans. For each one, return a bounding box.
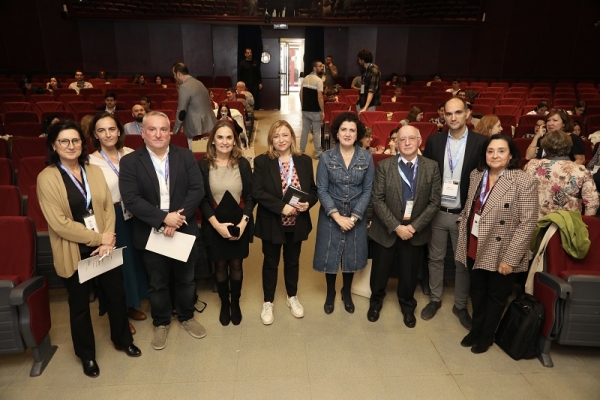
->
[142,245,197,326]
[300,111,322,154]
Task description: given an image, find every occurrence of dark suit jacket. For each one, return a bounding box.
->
[96,105,125,112]
[423,129,487,209]
[252,153,319,244]
[368,154,441,247]
[198,157,255,244]
[119,144,204,250]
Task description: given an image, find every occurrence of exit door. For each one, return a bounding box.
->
[260,38,281,110]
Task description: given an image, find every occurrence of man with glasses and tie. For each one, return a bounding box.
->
[367,125,441,327]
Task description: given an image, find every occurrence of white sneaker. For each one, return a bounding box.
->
[287,296,304,318]
[261,302,274,325]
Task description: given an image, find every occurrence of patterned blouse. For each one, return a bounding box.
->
[280,161,301,226]
[524,158,600,217]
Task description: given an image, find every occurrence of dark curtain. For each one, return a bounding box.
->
[304,26,324,76]
[237,25,263,66]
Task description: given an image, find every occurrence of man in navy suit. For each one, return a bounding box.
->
[120,111,206,350]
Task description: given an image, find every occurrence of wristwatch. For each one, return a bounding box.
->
[350,216,357,223]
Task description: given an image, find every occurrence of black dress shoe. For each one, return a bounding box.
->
[324,302,334,314]
[460,331,479,347]
[115,343,142,357]
[82,359,100,378]
[367,306,381,322]
[403,312,416,328]
[341,292,355,314]
[471,340,492,354]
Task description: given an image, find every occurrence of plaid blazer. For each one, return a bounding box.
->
[455,168,539,273]
[368,154,441,247]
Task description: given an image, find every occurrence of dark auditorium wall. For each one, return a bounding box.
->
[1,0,599,81]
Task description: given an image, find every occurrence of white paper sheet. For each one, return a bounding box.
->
[78,247,125,283]
[145,229,195,262]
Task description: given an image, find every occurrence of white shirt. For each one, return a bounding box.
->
[147,146,170,210]
[441,129,469,209]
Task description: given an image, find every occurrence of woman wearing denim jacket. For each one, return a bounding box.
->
[314,112,375,315]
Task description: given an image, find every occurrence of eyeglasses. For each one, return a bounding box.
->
[398,136,419,143]
[55,138,82,148]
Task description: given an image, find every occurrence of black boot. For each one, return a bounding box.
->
[217,280,231,326]
[230,279,243,325]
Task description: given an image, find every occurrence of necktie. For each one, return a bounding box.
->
[406,161,413,169]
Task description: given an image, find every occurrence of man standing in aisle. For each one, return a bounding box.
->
[120,111,206,350]
[356,49,381,114]
[172,62,216,149]
[238,48,262,110]
[323,55,338,89]
[420,97,487,330]
[299,60,325,159]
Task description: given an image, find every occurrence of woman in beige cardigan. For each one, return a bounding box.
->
[37,120,141,378]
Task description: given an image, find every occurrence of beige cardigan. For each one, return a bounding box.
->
[37,164,116,279]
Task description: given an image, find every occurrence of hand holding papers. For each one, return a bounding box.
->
[145,227,196,262]
[78,247,125,283]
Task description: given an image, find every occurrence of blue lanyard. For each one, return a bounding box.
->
[59,163,92,209]
[479,169,503,211]
[446,133,467,174]
[99,150,121,177]
[150,154,169,186]
[397,159,418,196]
[135,123,142,135]
[362,63,372,82]
[278,157,294,189]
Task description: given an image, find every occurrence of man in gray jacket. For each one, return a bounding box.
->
[172,62,216,149]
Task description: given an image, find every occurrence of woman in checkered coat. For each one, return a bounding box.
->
[455,134,539,354]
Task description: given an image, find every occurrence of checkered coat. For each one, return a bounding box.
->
[455,168,539,273]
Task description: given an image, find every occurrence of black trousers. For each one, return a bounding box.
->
[63,266,132,361]
[261,232,302,302]
[142,245,197,326]
[467,257,515,343]
[369,238,425,314]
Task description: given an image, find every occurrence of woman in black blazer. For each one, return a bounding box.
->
[198,121,254,326]
[252,120,318,325]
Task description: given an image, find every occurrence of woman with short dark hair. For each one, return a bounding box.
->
[456,134,539,354]
[37,120,140,378]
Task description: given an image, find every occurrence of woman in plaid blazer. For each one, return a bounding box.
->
[455,134,539,354]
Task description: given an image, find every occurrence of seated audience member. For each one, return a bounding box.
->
[390,86,403,103]
[123,104,146,135]
[466,103,480,127]
[456,90,467,101]
[97,71,108,81]
[526,109,584,164]
[351,76,361,90]
[456,134,538,354]
[155,75,166,88]
[426,73,442,87]
[522,119,546,139]
[236,81,255,112]
[568,100,586,117]
[429,103,445,132]
[474,115,502,137]
[446,79,462,96]
[216,103,244,136]
[69,70,93,94]
[524,130,599,217]
[97,92,124,114]
[46,77,61,94]
[572,121,582,137]
[527,100,549,115]
[383,127,400,155]
[360,128,384,154]
[386,73,399,86]
[226,87,237,102]
[40,114,60,137]
[80,115,95,136]
[325,88,339,103]
[139,96,152,113]
[134,74,145,86]
[209,91,218,110]
[367,125,441,327]
[400,106,423,126]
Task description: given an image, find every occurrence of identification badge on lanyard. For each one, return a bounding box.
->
[83,210,99,232]
[471,213,480,237]
[360,84,365,94]
[403,200,414,221]
[121,200,133,221]
[442,179,460,199]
